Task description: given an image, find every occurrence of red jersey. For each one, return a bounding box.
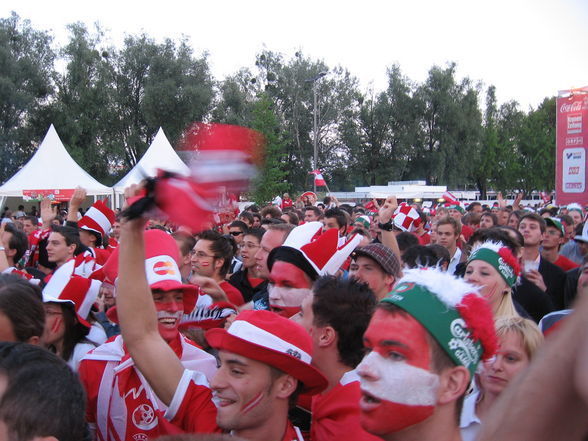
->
[417,232,431,245]
[554,254,579,272]
[311,370,380,441]
[79,333,218,441]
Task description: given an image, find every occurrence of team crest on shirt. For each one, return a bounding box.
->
[133,435,148,441]
[132,404,158,430]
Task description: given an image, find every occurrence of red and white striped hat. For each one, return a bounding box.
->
[268,221,362,279]
[393,203,422,232]
[206,310,327,394]
[97,229,198,314]
[78,200,116,239]
[42,260,101,328]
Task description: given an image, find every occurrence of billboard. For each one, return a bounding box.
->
[556,87,588,206]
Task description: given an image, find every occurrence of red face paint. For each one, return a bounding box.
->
[240,391,264,414]
[358,309,437,435]
[153,291,184,343]
[268,262,312,318]
[50,316,63,334]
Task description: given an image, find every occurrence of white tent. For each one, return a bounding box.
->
[114,127,189,192]
[0,125,112,198]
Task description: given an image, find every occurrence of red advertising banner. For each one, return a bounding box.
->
[22,189,75,202]
[556,87,588,206]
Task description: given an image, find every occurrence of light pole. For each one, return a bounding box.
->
[307,71,327,192]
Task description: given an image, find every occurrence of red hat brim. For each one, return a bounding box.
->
[149,280,198,314]
[205,327,327,395]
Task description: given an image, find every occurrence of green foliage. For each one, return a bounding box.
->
[0,12,55,182]
[250,94,288,205]
[0,13,559,196]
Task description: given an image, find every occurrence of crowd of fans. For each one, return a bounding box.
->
[0,188,587,441]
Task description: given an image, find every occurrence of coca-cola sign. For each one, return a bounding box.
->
[560,98,588,113]
[557,90,588,205]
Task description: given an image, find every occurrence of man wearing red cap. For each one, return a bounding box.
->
[78,229,218,441]
[114,216,328,441]
[357,267,497,441]
[266,221,361,317]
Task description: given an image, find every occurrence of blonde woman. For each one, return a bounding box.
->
[460,316,544,441]
[464,241,521,318]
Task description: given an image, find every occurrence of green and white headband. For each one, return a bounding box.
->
[381,268,497,377]
[467,241,520,287]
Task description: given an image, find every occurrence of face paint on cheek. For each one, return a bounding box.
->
[268,285,311,307]
[240,391,265,414]
[50,316,63,334]
[358,351,439,434]
[268,285,311,318]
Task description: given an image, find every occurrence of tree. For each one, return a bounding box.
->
[412,63,482,187]
[516,97,556,193]
[107,34,214,175]
[47,22,114,182]
[250,94,288,205]
[471,85,500,198]
[0,12,55,183]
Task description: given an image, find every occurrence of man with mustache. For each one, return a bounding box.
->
[78,229,218,441]
[357,267,497,441]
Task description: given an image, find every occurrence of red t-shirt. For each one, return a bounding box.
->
[311,371,380,441]
[79,334,219,441]
[554,254,579,272]
[417,232,431,245]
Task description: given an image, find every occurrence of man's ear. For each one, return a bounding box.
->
[26,335,41,346]
[317,325,337,349]
[214,257,225,273]
[274,374,298,400]
[437,366,470,405]
[67,243,76,256]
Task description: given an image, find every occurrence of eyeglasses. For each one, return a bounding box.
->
[190,251,217,259]
[229,231,244,236]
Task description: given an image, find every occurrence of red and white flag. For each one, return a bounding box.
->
[310,170,327,187]
[442,191,458,205]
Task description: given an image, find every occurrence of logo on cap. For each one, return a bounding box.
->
[153,261,176,276]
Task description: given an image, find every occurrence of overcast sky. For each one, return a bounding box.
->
[2,0,587,109]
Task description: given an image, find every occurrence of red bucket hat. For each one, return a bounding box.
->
[206,310,327,394]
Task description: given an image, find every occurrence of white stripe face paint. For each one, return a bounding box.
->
[357,351,439,406]
[267,284,311,307]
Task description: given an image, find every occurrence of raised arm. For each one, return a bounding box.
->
[379,196,401,262]
[116,201,184,405]
[67,187,87,223]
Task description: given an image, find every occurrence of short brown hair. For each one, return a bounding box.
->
[519,213,546,234]
[437,216,461,236]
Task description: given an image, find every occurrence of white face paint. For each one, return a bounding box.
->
[267,284,312,307]
[357,351,440,406]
